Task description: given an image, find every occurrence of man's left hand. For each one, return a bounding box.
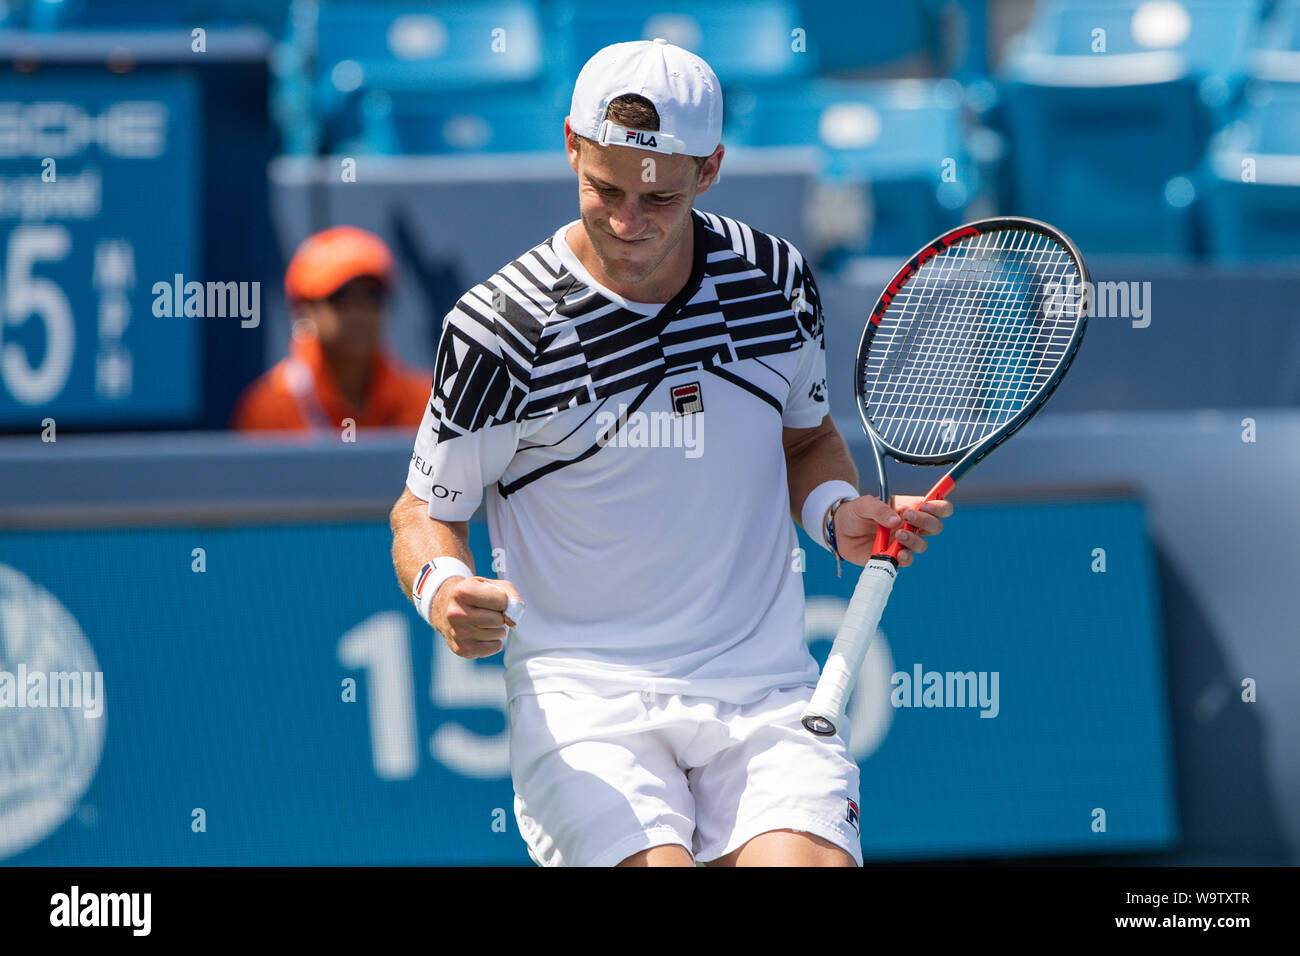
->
[829,494,954,568]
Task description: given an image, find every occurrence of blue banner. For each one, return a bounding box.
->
[0,71,200,428]
[0,499,1175,864]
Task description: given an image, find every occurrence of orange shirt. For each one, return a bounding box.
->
[231,334,431,431]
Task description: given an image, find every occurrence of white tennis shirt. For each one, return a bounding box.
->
[406,209,830,704]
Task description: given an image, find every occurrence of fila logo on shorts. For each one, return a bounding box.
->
[671,382,703,416]
[846,798,859,833]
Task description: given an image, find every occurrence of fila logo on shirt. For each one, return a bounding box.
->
[846,798,859,833]
[670,382,703,417]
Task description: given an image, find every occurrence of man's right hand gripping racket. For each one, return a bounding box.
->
[801,217,1090,737]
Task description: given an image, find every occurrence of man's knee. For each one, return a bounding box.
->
[708,829,856,867]
[617,843,696,867]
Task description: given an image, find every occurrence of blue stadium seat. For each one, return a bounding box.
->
[1257,0,1300,46]
[790,0,990,78]
[24,0,292,31]
[27,0,182,29]
[1016,0,1259,72]
[211,0,295,33]
[312,1,546,125]
[1251,0,1300,81]
[790,0,930,74]
[550,0,814,88]
[997,0,1263,256]
[998,74,1207,256]
[727,78,974,257]
[1203,82,1300,258]
[312,0,551,151]
[337,86,569,155]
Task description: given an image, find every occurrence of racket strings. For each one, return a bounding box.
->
[909,232,1058,449]
[864,229,1082,457]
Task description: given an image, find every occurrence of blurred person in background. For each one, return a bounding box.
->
[232,226,431,431]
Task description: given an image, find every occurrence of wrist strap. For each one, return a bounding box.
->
[826,496,857,578]
[412,557,474,624]
[801,480,859,551]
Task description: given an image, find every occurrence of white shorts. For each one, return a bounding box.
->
[509,684,863,867]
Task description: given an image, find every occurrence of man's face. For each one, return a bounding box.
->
[567,123,721,289]
[300,275,387,360]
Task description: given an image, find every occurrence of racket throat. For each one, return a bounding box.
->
[876,474,956,561]
[871,520,900,564]
[871,522,894,558]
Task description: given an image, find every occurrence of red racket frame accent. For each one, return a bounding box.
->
[870,225,979,325]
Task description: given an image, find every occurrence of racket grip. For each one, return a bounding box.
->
[801,557,897,737]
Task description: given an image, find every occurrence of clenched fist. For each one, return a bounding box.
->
[430,576,524,659]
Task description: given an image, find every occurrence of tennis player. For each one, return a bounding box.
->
[390,39,952,867]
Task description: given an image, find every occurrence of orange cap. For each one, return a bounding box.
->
[284,226,394,302]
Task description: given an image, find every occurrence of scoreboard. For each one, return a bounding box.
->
[0,71,200,428]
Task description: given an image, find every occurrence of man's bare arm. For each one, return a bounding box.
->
[390,486,474,594]
[390,487,520,659]
[782,414,858,525]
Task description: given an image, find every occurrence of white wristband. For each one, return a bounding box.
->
[412,557,527,630]
[801,480,860,551]
[412,557,475,624]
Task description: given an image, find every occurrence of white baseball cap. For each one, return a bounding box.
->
[568,38,722,157]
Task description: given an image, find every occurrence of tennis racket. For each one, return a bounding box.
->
[801,216,1090,737]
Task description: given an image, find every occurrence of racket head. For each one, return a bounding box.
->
[856,217,1089,472]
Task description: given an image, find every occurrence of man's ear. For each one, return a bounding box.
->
[694,144,725,196]
[564,118,581,175]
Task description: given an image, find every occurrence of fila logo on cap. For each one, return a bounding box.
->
[597,120,688,155]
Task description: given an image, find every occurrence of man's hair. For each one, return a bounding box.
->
[573,93,709,171]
